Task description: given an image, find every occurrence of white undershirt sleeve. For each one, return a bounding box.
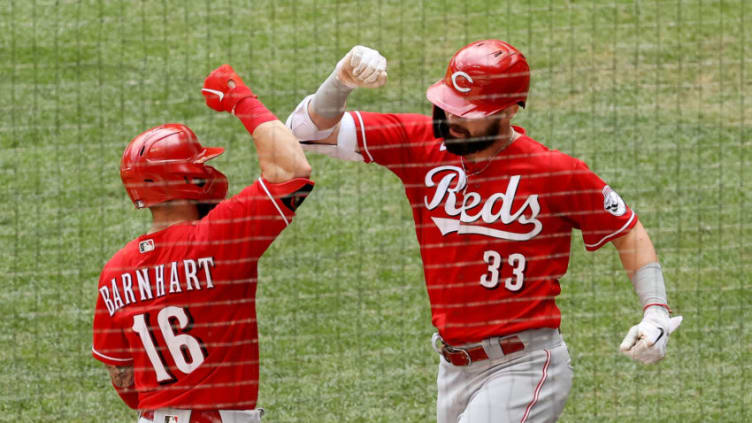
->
[333,112,362,162]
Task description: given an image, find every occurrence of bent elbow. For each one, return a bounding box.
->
[262,159,312,184]
[294,160,312,179]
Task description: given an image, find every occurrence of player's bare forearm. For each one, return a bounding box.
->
[105,364,139,408]
[612,220,658,278]
[106,364,134,388]
[253,120,312,182]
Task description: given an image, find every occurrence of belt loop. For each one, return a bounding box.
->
[218,409,265,423]
[481,336,503,358]
[431,333,444,355]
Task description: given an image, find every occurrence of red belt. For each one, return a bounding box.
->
[440,336,525,366]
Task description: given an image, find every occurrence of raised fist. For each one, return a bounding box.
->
[335,45,388,89]
[202,64,255,114]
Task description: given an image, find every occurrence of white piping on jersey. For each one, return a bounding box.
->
[258,177,289,226]
[92,346,133,363]
[584,211,635,249]
[353,111,374,162]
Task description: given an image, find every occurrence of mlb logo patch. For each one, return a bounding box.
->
[602,185,627,217]
[164,416,179,423]
[139,239,155,254]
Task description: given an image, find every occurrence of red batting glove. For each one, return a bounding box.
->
[202,64,255,114]
[202,64,278,134]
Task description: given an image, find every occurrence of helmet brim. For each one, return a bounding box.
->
[426,80,505,120]
[193,146,225,164]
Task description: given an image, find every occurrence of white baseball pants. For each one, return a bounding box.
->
[138,408,263,423]
[436,329,573,423]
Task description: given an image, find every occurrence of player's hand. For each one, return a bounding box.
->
[202,64,256,114]
[335,45,388,89]
[619,306,682,364]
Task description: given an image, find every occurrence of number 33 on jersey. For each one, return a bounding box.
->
[480,251,526,291]
[416,157,634,345]
[349,112,636,345]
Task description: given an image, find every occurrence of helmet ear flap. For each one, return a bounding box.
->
[195,166,228,218]
[203,165,228,203]
[433,106,450,140]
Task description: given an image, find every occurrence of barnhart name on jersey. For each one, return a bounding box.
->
[424,165,542,241]
[98,256,216,316]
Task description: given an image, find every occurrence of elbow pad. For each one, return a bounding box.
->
[295,111,363,162]
[285,95,336,141]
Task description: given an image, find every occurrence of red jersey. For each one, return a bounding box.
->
[92,177,313,410]
[351,111,636,345]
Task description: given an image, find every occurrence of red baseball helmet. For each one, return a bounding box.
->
[120,123,228,209]
[426,39,530,119]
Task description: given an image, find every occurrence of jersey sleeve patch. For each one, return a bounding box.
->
[602,185,627,216]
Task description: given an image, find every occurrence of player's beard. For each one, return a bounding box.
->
[443,119,501,156]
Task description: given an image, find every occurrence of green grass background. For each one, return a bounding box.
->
[0,0,749,421]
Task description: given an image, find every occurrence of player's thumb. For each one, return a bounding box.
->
[668,316,683,334]
[619,325,640,352]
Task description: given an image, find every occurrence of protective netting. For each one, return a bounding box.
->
[1,1,749,421]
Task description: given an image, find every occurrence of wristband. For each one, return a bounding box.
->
[310,71,353,119]
[224,85,254,114]
[643,303,672,313]
[631,262,669,311]
[234,96,278,135]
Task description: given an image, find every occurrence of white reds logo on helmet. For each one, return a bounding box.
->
[451,71,473,93]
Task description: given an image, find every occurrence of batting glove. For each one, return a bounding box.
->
[335,45,388,89]
[620,306,683,364]
[202,64,256,114]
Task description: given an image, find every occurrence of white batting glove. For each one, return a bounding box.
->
[335,45,388,89]
[620,307,683,364]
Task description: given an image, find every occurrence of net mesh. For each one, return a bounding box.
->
[1,0,749,421]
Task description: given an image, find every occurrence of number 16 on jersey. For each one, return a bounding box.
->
[132,306,207,383]
[480,250,526,291]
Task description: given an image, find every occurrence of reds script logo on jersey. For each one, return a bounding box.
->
[424,166,543,241]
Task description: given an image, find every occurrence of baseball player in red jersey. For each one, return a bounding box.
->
[286,41,682,422]
[92,65,313,423]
